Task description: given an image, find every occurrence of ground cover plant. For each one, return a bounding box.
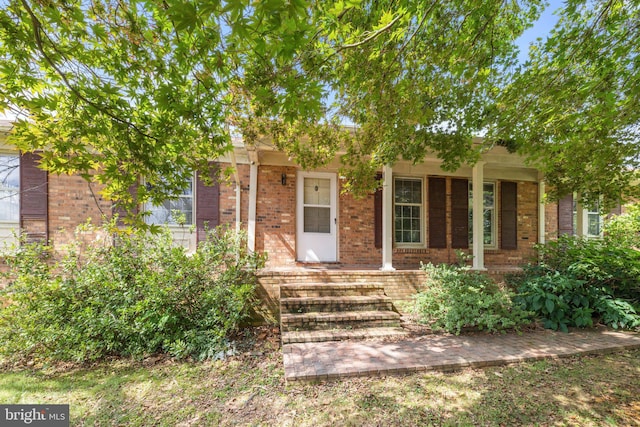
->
[412,259,533,334]
[0,222,265,363]
[509,205,640,332]
[0,329,638,426]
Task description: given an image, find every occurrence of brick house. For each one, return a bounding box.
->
[0,120,608,272]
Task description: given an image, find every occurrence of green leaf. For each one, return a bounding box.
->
[545,297,555,314]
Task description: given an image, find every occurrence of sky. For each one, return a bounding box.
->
[516,0,564,63]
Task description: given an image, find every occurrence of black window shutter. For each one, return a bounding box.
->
[500,181,518,250]
[374,173,382,249]
[557,194,574,235]
[428,177,446,248]
[196,162,220,243]
[451,178,469,249]
[19,152,48,242]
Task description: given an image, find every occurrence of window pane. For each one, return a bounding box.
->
[147,200,173,224]
[395,179,421,204]
[145,178,194,225]
[171,197,193,225]
[468,182,495,246]
[304,178,330,206]
[483,183,494,208]
[304,206,331,233]
[394,178,422,243]
[588,213,600,236]
[483,209,493,245]
[180,180,193,196]
[0,155,20,222]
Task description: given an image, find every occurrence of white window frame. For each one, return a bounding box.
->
[586,202,603,238]
[0,152,20,224]
[573,194,603,238]
[0,151,20,246]
[469,181,497,249]
[143,176,196,227]
[393,176,425,247]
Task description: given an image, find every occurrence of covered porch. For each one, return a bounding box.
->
[238,143,545,272]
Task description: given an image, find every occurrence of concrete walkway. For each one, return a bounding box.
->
[283,328,640,381]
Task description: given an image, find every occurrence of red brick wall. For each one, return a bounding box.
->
[545,202,559,241]
[219,162,250,229]
[47,174,112,250]
[337,183,381,266]
[484,181,538,266]
[253,173,540,269]
[14,165,542,271]
[254,165,297,268]
[387,179,539,269]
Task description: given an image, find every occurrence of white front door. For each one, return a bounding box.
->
[296,172,337,262]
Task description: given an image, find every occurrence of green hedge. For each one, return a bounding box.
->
[0,223,265,363]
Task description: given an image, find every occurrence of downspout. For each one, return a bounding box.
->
[229,149,241,232]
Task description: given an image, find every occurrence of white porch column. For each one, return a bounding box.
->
[575,194,585,237]
[229,150,242,232]
[381,164,395,271]
[247,162,258,252]
[538,180,546,245]
[472,161,486,270]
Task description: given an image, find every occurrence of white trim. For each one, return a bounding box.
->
[538,180,546,245]
[468,180,497,250]
[573,194,603,238]
[247,162,258,252]
[296,171,338,262]
[471,162,486,270]
[381,164,395,271]
[575,196,585,237]
[229,150,242,232]
[0,152,20,224]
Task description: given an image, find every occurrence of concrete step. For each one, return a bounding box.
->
[280,283,385,298]
[281,310,401,332]
[282,327,408,344]
[280,295,394,314]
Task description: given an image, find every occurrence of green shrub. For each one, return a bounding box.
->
[0,223,265,363]
[535,234,640,301]
[508,223,640,331]
[511,268,640,332]
[603,203,640,249]
[412,262,533,335]
[512,271,597,332]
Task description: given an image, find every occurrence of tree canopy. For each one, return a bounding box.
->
[0,0,638,213]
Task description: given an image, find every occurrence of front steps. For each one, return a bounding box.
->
[280,283,408,344]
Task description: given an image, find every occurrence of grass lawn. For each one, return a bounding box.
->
[1,329,639,426]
